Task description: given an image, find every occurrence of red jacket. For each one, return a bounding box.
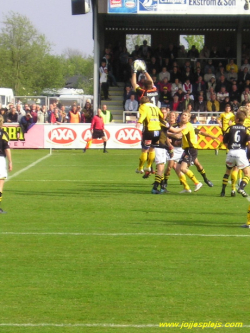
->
[91,115,104,130]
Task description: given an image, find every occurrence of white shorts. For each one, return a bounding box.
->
[170,147,184,162]
[0,156,7,179]
[226,149,249,170]
[155,147,170,165]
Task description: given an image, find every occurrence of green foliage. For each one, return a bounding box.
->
[184,35,204,52]
[0,12,94,95]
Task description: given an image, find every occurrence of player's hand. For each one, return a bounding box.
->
[8,162,12,172]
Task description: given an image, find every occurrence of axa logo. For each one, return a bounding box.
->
[115,128,141,144]
[82,128,110,145]
[48,127,77,144]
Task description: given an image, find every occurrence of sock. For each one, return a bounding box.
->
[153,174,162,190]
[85,139,92,149]
[103,141,107,151]
[247,204,250,225]
[231,169,238,191]
[160,176,165,189]
[222,174,229,192]
[0,192,2,203]
[138,152,147,170]
[146,150,155,169]
[164,174,170,185]
[186,170,199,185]
[179,173,190,190]
[240,176,249,189]
[238,169,243,182]
[198,168,208,181]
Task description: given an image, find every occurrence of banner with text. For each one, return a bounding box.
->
[3,123,222,150]
[108,0,246,15]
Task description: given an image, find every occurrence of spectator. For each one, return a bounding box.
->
[170,65,182,83]
[158,77,171,93]
[241,87,250,102]
[29,104,38,123]
[229,84,241,102]
[101,104,113,123]
[208,115,219,124]
[20,113,33,133]
[193,76,206,99]
[16,104,25,122]
[206,75,217,93]
[51,108,61,124]
[217,86,229,103]
[171,78,182,97]
[147,56,160,74]
[204,59,215,74]
[138,40,152,59]
[182,65,194,84]
[176,45,187,70]
[159,86,172,108]
[216,75,230,93]
[199,45,210,59]
[190,114,200,124]
[0,108,8,123]
[204,68,214,83]
[187,45,199,59]
[206,87,216,101]
[231,99,240,113]
[226,67,238,84]
[174,87,185,102]
[100,61,111,101]
[226,59,238,73]
[124,94,138,112]
[216,65,226,81]
[7,107,18,123]
[240,92,250,106]
[241,58,250,72]
[220,96,231,112]
[68,105,80,123]
[207,93,220,112]
[37,105,48,123]
[170,95,182,111]
[194,95,207,112]
[238,66,250,89]
[159,66,170,82]
[82,100,93,123]
[180,93,194,111]
[182,78,193,94]
[61,111,68,123]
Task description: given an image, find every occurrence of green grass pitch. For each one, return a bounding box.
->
[0,149,249,333]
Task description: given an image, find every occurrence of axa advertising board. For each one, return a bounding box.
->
[44,124,142,149]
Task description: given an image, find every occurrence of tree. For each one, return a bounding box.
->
[183,35,204,52]
[61,49,94,94]
[0,12,63,95]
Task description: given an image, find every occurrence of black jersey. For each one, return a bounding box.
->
[0,129,10,157]
[136,86,159,106]
[223,124,250,150]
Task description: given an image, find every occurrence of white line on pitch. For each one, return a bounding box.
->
[6,154,51,182]
[1,232,250,237]
[0,323,249,328]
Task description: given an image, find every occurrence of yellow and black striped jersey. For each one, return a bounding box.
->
[138,102,163,132]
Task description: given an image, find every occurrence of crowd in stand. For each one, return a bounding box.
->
[0,99,94,129]
[100,41,250,123]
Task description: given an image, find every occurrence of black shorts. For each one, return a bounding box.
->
[179,147,198,166]
[92,130,105,139]
[142,130,160,148]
